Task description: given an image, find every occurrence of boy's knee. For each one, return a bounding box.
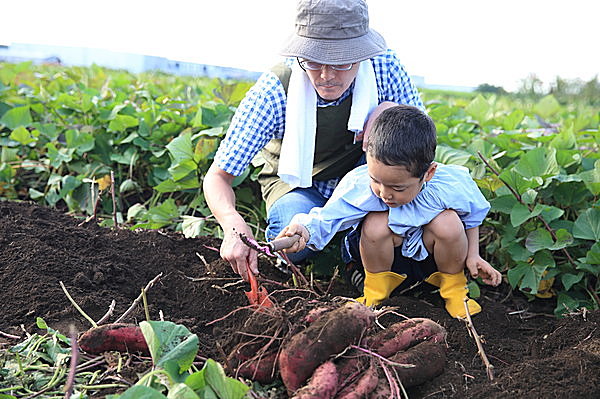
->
[426,210,464,242]
[361,212,393,243]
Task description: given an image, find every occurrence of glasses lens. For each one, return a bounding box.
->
[298,59,354,71]
[331,64,353,71]
[300,61,322,70]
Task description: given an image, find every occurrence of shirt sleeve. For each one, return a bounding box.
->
[387,164,490,260]
[213,72,287,176]
[290,166,387,250]
[372,49,424,111]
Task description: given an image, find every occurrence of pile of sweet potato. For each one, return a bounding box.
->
[229,302,447,398]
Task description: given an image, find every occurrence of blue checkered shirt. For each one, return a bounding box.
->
[214,49,424,199]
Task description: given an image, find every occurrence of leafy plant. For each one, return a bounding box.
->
[111,321,249,399]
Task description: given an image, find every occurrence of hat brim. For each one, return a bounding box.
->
[280,29,386,65]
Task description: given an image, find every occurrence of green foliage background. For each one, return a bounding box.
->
[0,61,598,316]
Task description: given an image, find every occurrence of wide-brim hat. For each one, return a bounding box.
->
[281,0,387,65]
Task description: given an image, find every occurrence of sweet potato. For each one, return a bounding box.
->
[235,350,279,384]
[78,323,149,355]
[388,340,446,387]
[278,302,375,392]
[367,377,391,399]
[336,360,379,399]
[291,360,338,399]
[367,318,446,358]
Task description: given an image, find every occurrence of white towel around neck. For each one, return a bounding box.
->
[278,60,379,189]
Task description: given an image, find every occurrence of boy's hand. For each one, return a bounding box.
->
[276,224,310,253]
[466,256,502,287]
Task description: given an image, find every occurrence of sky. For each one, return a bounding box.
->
[1,0,598,91]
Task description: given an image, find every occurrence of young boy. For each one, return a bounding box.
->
[278,105,502,318]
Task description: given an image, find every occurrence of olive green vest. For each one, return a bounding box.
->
[255,63,363,209]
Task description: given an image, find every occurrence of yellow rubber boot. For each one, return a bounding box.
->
[425,271,481,318]
[356,270,407,307]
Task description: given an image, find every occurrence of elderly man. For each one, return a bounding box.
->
[203,0,423,280]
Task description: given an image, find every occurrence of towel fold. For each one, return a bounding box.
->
[279,61,379,189]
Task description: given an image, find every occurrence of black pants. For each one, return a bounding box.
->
[341,224,438,290]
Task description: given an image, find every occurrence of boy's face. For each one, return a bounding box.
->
[366,154,437,207]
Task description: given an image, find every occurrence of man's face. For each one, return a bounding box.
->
[303,62,359,101]
[366,154,437,208]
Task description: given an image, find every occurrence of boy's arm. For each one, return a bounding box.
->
[287,168,386,251]
[465,227,502,286]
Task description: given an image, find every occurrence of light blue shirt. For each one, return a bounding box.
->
[290,163,491,261]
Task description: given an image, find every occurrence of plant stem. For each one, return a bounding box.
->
[115,273,163,323]
[63,326,79,399]
[462,298,494,380]
[59,281,97,328]
[110,170,118,227]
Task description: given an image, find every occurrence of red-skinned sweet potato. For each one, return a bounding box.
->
[336,360,379,399]
[236,350,279,384]
[388,340,447,387]
[78,323,149,355]
[291,360,338,399]
[278,302,375,392]
[367,318,446,358]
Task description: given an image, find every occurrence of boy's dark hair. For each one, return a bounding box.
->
[366,105,437,179]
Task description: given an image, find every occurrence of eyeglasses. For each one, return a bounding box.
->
[297,58,354,72]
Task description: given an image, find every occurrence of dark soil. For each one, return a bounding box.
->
[1,200,598,398]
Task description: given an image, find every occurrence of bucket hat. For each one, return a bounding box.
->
[281,0,387,65]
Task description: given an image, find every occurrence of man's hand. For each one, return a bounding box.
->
[276,224,310,253]
[220,223,258,282]
[466,256,502,287]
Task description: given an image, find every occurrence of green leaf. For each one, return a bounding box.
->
[140,320,199,382]
[578,160,600,195]
[548,229,574,251]
[510,203,533,227]
[465,95,490,124]
[167,131,195,163]
[181,216,206,238]
[46,143,74,168]
[561,273,583,291]
[108,114,139,132]
[167,383,201,399]
[9,126,37,145]
[65,129,95,154]
[0,106,32,129]
[434,145,471,166]
[573,208,600,240]
[502,109,524,131]
[169,159,198,182]
[191,107,203,128]
[489,195,518,214]
[521,264,547,295]
[505,243,532,262]
[525,228,553,253]
[154,177,200,193]
[127,203,146,222]
[467,281,480,299]
[499,169,537,195]
[507,262,529,289]
[118,385,168,399]
[203,359,250,399]
[584,243,600,265]
[513,147,559,180]
[533,95,560,119]
[555,292,580,316]
[537,205,564,223]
